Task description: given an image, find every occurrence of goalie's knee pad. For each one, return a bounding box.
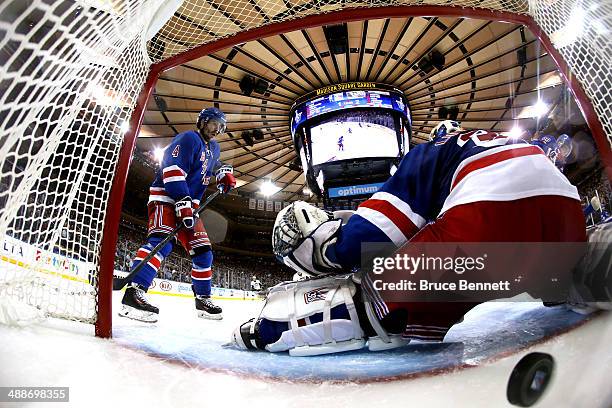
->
[228,274,409,356]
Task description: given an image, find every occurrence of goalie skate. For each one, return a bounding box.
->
[118,283,159,323]
[195,295,223,320]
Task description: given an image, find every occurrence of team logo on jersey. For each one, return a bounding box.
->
[304,288,328,304]
[172,145,180,157]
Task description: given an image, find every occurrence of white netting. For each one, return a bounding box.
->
[149,0,528,62]
[0,0,163,323]
[529,0,612,149]
[0,0,609,329]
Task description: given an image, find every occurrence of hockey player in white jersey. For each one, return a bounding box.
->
[228,123,590,356]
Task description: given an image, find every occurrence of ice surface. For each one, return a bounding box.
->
[1,292,611,407]
[113,295,588,381]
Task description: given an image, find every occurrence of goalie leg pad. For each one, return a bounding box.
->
[363,299,410,351]
[264,277,364,355]
[267,319,366,356]
[228,274,411,355]
[228,275,364,355]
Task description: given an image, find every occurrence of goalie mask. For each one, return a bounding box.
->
[272,201,343,276]
[429,120,462,141]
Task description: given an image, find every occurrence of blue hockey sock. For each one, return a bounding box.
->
[131,236,173,289]
[191,250,213,296]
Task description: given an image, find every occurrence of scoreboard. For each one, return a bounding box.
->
[290,83,410,136]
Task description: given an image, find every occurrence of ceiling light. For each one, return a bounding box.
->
[516,100,549,119]
[508,126,524,139]
[260,180,281,197]
[154,147,165,164]
[533,100,549,117]
[550,6,585,48]
[86,84,129,107]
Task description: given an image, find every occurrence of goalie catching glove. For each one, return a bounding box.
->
[272,201,344,276]
[215,164,236,194]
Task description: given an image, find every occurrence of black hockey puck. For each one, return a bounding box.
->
[507,352,554,407]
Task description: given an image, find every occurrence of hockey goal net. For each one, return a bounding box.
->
[0,0,610,337]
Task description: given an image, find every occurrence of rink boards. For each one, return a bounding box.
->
[113,271,262,301]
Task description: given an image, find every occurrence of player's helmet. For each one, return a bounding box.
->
[429,120,462,141]
[197,107,227,133]
[556,134,572,158]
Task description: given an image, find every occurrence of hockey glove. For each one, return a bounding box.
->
[283,219,343,276]
[215,165,236,194]
[175,196,195,229]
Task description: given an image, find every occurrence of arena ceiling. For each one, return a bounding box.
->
[135,11,565,202]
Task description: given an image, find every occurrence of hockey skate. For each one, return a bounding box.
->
[195,295,223,320]
[118,283,159,323]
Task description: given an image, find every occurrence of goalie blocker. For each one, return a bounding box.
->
[227,274,409,356]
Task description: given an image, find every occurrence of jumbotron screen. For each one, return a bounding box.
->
[309,110,398,166]
[291,88,408,135]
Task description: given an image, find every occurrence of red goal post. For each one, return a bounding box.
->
[0,1,609,339]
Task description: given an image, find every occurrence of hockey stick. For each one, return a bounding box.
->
[112,190,221,291]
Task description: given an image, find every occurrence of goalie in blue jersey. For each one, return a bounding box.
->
[228,120,594,356]
[119,108,236,323]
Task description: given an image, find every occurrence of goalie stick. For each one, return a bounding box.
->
[112,190,220,291]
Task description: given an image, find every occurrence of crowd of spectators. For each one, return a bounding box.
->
[323,108,396,130]
[115,220,293,292]
[576,168,612,224]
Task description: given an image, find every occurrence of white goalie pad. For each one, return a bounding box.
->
[227,274,411,355]
[260,275,365,356]
[261,275,357,320]
[267,320,365,356]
